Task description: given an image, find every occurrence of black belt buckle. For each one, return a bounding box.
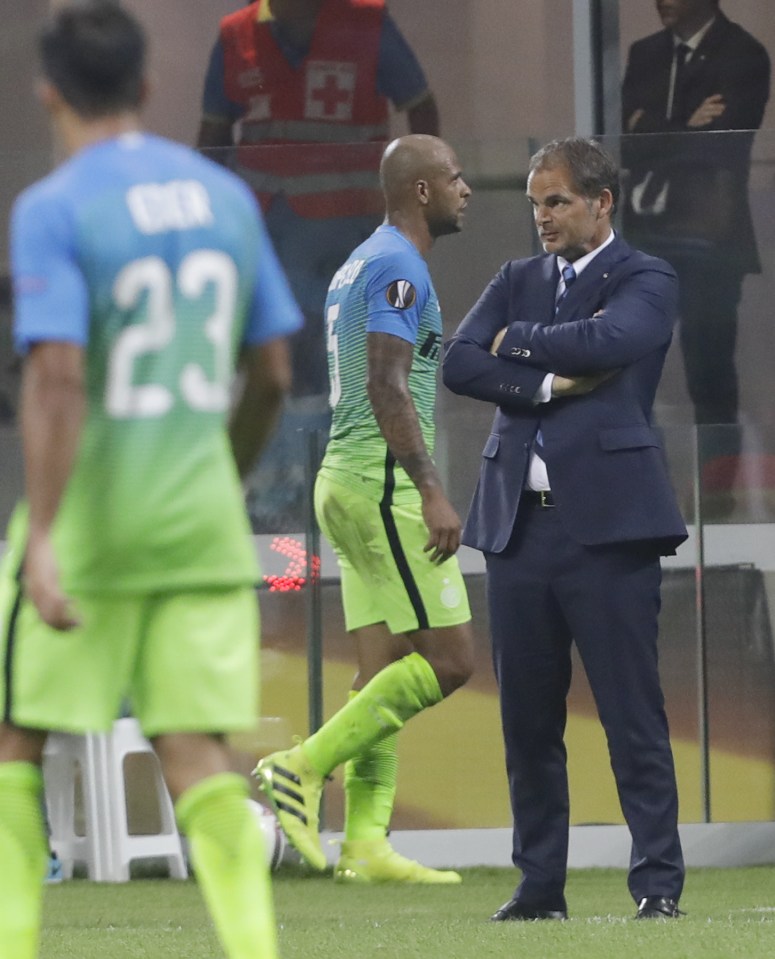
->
[523,489,555,508]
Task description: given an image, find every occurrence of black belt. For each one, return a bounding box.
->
[521,489,555,508]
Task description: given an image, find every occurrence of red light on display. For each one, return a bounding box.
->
[262,536,321,592]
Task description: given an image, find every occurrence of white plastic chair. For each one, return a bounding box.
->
[42,718,187,882]
[42,730,115,881]
[106,717,187,882]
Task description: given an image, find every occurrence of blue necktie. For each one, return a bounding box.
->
[537,264,578,452]
[555,263,577,313]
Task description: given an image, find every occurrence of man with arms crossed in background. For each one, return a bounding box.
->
[444,138,687,921]
[0,4,301,958]
[622,0,770,456]
[256,135,474,883]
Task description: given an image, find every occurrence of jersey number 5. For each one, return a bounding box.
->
[326,303,342,409]
[106,251,236,418]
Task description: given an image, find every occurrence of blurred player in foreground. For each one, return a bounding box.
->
[256,134,474,882]
[0,3,301,957]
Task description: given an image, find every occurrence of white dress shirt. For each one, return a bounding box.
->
[526,229,616,492]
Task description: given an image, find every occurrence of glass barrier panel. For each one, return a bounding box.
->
[696,423,775,823]
[3,129,775,827]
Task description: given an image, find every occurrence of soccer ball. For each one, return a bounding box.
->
[247,798,285,871]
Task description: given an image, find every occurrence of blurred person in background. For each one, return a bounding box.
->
[197,0,439,530]
[622,0,770,478]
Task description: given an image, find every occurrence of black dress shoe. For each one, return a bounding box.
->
[490,897,568,921]
[635,896,684,919]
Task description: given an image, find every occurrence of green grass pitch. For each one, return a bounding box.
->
[41,865,775,958]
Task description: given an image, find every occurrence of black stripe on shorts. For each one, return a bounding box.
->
[2,560,25,723]
[379,450,429,631]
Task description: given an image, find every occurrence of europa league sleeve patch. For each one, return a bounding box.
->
[385,279,417,310]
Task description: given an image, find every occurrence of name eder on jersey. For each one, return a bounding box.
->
[127,180,215,235]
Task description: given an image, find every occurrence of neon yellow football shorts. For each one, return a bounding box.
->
[314,473,471,634]
[0,535,259,738]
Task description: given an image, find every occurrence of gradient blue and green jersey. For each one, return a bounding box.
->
[319,225,442,503]
[10,132,302,593]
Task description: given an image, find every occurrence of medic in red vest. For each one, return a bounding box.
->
[198,0,439,220]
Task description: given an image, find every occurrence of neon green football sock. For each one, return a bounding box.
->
[175,773,278,959]
[0,762,48,959]
[343,701,398,842]
[303,651,442,778]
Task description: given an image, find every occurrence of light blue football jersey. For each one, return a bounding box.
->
[319,224,442,503]
[11,132,302,592]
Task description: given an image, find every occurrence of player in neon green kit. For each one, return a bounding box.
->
[256,134,475,882]
[0,4,301,958]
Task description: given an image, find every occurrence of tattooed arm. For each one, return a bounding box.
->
[367,331,460,563]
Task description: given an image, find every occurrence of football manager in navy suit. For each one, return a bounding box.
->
[443,138,688,921]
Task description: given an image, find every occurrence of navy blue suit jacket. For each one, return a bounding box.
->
[443,234,688,555]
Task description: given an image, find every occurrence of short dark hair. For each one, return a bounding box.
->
[529,137,620,214]
[39,1,146,118]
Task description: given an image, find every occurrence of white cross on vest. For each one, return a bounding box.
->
[305,61,356,120]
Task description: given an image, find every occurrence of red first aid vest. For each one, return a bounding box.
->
[221,0,390,219]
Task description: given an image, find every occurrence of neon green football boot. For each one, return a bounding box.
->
[334,839,462,884]
[254,746,326,871]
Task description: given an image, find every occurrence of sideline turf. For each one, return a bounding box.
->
[41,866,775,959]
